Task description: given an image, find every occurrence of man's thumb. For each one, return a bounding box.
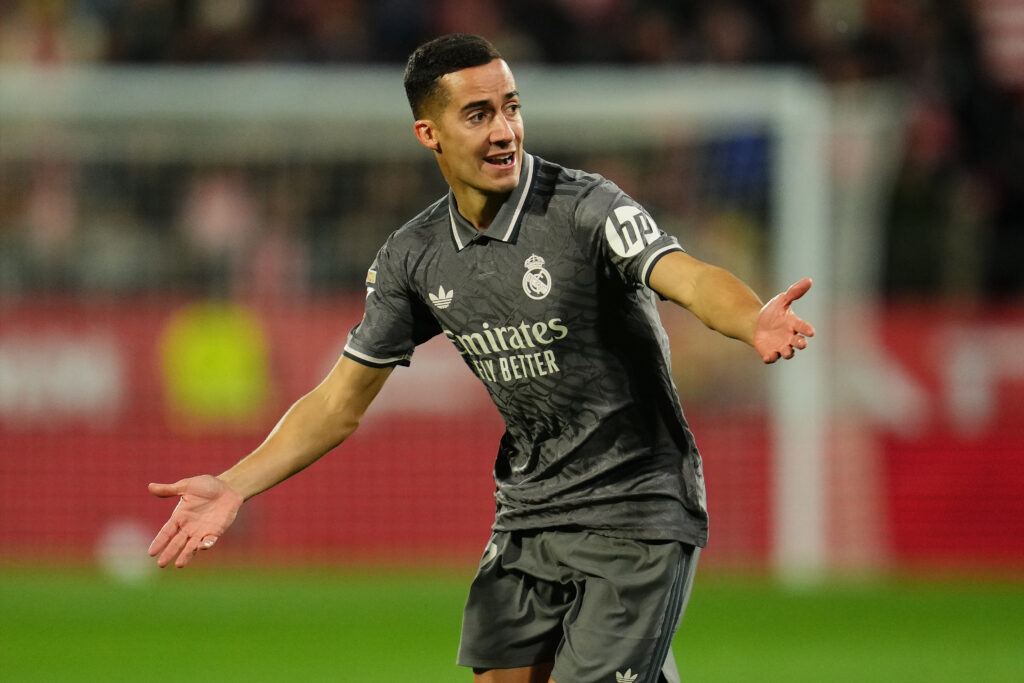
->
[784,277,813,303]
[148,480,186,498]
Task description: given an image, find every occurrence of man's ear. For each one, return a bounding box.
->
[414,120,441,152]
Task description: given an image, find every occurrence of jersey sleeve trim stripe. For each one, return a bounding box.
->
[342,345,411,368]
[640,244,684,287]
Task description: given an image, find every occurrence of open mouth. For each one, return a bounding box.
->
[486,153,516,167]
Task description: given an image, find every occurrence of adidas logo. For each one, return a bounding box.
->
[428,285,454,310]
[615,669,638,683]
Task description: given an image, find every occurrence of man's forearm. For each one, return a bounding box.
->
[686,264,763,345]
[649,251,762,345]
[217,387,355,500]
[217,357,392,501]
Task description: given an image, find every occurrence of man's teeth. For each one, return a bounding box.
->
[489,154,514,165]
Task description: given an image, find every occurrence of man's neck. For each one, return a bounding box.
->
[452,188,510,231]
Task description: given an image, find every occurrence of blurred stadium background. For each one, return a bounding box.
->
[1,1,1023,681]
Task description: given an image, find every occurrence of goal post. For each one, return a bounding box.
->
[0,66,832,582]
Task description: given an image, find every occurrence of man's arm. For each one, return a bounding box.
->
[648,251,814,363]
[218,356,392,499]
[147,356,392,568]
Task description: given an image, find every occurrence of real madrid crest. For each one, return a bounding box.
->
[522,254,552,300]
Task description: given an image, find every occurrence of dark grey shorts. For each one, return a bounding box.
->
[457,529,700,683]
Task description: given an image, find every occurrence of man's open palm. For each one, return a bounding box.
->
[752,278,815,364]
[147,476,243,568]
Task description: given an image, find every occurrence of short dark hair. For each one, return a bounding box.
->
[403,34,503,119]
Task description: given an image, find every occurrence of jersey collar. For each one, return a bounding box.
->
[448,153,536,252]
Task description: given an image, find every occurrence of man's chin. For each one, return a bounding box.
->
[478,168,519,193]
[485,178,519,196]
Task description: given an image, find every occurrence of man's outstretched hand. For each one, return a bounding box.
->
[752,278,815,364]
[147,475,244,568]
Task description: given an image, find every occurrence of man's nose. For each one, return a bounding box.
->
[491,114,516,143]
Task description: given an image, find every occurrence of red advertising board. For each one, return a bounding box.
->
[1,297,1022,571]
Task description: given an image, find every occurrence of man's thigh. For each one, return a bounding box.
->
[548,533,697,683]
[458,532,573,671]
[458,530,699,683]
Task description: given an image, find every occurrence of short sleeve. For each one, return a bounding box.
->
[575,180,683,288]
[343,238,441,368]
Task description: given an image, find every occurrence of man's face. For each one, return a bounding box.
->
[418,59,524,201]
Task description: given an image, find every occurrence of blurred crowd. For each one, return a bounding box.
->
[1,0,1022,297]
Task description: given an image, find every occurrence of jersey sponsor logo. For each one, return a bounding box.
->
[443,317,568,384]
[605,205,660,258]
[445,318,568,357]
[522,253,552,300]
[616,669,639,683]
[429,285,454,310]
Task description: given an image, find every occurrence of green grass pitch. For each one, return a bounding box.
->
[1,566,1022,682]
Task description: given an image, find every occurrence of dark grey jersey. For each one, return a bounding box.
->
[344,154,708,546]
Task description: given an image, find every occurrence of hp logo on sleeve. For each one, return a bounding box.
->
[605,205,660,258]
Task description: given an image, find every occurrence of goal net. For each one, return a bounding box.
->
[0,66,831,580]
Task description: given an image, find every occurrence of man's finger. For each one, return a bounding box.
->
[147,519,178,557]
[157,529,189,569]
[176,535,204,568]
[795,319,815,337]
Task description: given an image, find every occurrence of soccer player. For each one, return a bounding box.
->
[148,34,814,683]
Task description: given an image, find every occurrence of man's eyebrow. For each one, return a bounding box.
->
[460,91,520,112]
